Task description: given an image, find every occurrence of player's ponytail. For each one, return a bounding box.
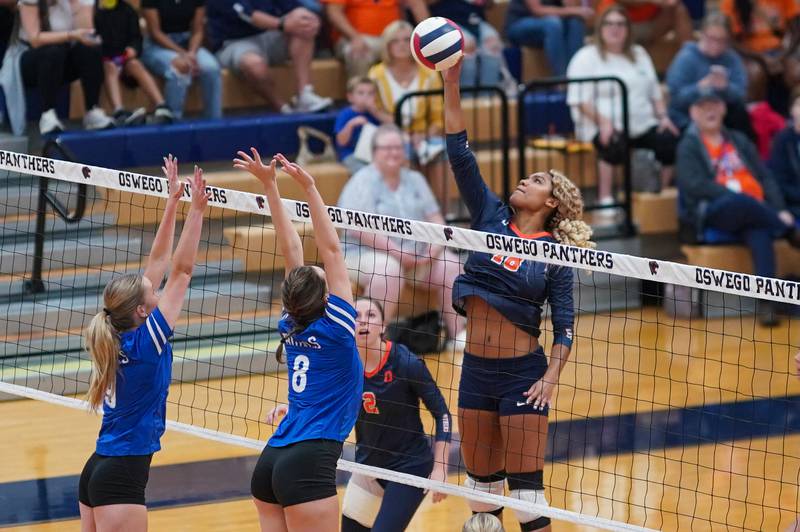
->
[547,170,596,250]
[276,266,328,364]
[84,274,144,411]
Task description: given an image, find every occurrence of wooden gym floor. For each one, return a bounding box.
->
[2,308,799,531]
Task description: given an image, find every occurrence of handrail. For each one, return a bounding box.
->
[518,75,635,237]
[24,139,88,294]
[393,85,511,220]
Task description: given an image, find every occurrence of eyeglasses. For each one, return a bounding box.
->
[391,36,412,44]
[702,33,729,44]
[601,20,628,28]
[374,145,405,151]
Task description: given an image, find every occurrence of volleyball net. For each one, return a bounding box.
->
[1,149,799,531]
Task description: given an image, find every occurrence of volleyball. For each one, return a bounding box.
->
[410,17,464,71]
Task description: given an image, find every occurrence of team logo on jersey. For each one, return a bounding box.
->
[383,370,393,383]
[256,196,265,209]
[443,227,454,241]
[118,350,129,365]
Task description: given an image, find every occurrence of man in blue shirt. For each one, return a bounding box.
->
[206,0,332,113]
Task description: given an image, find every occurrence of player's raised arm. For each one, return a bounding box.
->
[158,165,210,328]
[143,154,184,288]
[234,148,304,276]
[275,153,353,306]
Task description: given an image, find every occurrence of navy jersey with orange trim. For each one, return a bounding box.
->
[355,342,451,471]
[446,130,575,348]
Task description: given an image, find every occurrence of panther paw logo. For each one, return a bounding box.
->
[81,167,91,180]
[256,196,265,209]
[443,227,454,241]
[649,261,659,275]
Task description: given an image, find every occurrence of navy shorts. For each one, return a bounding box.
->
[458,349,549,416]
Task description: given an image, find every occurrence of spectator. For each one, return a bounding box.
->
[721,0,800,114]
[676,89,800,326]
[94,0,174,126]
[666,12,754,138]
[504,0,591,76]
[17,0,114,134]
[334,76,392,175]
[324,0,428,79]
[768,89,800,219]
[206,0,332,113]
[141,0,222,119]
[567,6,678,209]
[368,21,447,200]
[597,0,693,45]
[429,0,516,94]
[337,124,465,343]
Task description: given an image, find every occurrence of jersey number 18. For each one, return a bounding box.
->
[292,355,310,393]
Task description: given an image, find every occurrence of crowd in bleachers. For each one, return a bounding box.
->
[2,0,800,325]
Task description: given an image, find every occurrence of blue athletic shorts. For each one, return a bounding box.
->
[458,348,549,416]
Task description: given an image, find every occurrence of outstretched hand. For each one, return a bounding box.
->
[275,153,315,189]
[162,154,184,201]
[234,147,277,188]
[266,404,288,424]
[189,165,210,212]
[441,57,463,85]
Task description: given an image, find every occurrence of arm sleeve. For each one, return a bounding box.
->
[333,109,351,136]
[739,132,787,211]
[445,130,503,227]
[407,354,452,442]
[675,136,731,201]
[323,294,357,338]
[135,307,174,360]
[565,47,592,106]
[637,46,662,102]
[724,52,748,101]
[545,264,575,349]
[665,50,704,111]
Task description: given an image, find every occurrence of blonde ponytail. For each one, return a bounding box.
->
[84,274,144,411]
[548,170,596,249]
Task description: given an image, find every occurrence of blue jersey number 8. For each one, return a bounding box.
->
[292,355,310,393]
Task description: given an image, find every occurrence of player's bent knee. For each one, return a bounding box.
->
[463,471,505,514]
[507,471,550,530]
[341,474,383,528]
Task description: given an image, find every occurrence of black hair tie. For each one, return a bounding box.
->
[103,308,111,316]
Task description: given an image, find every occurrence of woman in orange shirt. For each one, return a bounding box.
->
[721,0,800,113]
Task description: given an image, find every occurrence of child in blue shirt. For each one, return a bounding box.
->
[334,77,391,175]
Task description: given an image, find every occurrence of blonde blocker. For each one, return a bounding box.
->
[547,171,596,249]
[84,274,144,410]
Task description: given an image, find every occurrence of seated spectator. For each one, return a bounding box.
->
[334,76,392,175]
[94,0,174,126]
[721,0,800,114]
[368,21,447,200]
[677,89,800,326]
[666,12,754,139]
[141,0,222,120]
[324,0,428,79]
[429,0,516,94]
[17,0,114,134]
[768,89,800,219]
[567,6,678,210]
[337,124,465,343]
[0,1,15,68]
[206,0,331,113]
[597,0,692,45]
[504,0,591,76]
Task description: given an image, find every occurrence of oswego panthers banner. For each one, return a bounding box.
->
[4,149,799,305]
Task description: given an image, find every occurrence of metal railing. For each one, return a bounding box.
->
[518,76,635,238]
[24,139,87,294]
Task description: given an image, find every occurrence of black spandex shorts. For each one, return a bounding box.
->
[251,439,342,507]
[79,452,153,507]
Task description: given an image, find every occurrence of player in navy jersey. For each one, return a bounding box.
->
[442,60,595,532]
[233,148,363,532]
[79,157,210,531]
[267,297,452,531]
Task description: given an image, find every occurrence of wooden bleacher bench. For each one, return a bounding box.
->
[681,241,800,277]
[632,188,678,235]
[102,162,350,225]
